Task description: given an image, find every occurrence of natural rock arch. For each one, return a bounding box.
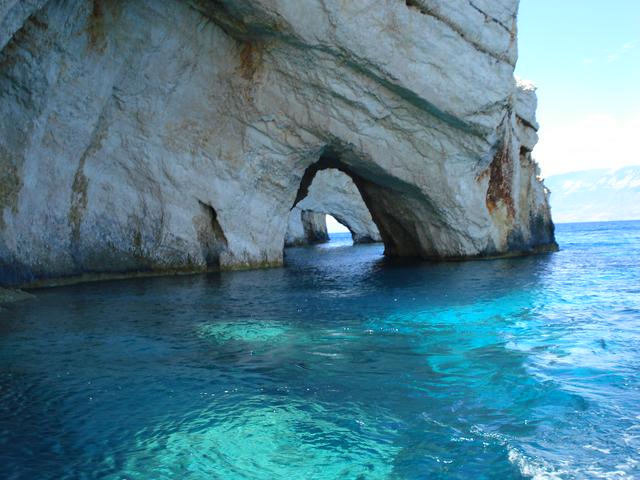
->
[0,0,556,286]
[286,168,381,247]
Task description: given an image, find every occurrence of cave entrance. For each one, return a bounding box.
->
[196,200,228,269]
[285,144,447,261]
[285,159,382,250]
[325,214,354,246]
[326,214,349,235]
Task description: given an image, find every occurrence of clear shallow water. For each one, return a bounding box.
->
[1,222,639,479]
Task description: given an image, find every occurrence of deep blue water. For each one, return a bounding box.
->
[1,221,639,479]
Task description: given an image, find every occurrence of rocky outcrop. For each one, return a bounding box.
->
[0,0,556,286]
[285,208,329,247]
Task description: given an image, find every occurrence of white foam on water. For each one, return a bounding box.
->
[584,444,612,454]
[508,446,639,480]
[470,426,567,480]
[507,448,565,480]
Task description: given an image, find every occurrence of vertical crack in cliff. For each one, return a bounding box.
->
[196,200,228,268]
[87,0,106,52]
[68,104,111,263]
[86,0,124,53]
[238,42,261,80]
[0,146,21,229]
[485,139,515,218]
[69,157,89,250]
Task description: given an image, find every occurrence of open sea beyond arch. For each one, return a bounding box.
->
[1,221,639,479]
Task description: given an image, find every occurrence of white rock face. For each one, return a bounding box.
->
[0,0,556,286]
[292,169,381,244]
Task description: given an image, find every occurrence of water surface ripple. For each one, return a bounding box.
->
[1,221,639,479]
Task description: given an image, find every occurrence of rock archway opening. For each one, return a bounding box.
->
[325,214,354,246]
[325,215,349,234]
[285,160,383,250]
[288,146,431,258]
[195,200,228,269]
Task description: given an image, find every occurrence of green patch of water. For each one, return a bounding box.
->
[114,398,399,480]
[197,320,292,344]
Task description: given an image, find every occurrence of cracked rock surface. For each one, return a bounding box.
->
[0,0,556,286]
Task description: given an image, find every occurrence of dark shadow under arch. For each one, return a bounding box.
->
[291,145,428,258]
[196,200,228,268]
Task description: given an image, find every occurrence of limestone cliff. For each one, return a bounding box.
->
[0,0,556,286]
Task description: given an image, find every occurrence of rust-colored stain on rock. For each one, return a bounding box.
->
[87,0,107,52]
[485,142,515,218]
[239,42,261,80]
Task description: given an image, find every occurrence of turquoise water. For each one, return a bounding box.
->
[1,221,639,479]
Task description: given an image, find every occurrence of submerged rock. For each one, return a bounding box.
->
[0,0,556,286]
[0,287,33,304]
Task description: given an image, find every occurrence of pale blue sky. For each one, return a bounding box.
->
[326,215,349,234]
[515,0,640,175]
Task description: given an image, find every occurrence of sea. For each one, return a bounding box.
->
[1,221,639,479]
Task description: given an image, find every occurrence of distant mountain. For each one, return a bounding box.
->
[545,166,640,223]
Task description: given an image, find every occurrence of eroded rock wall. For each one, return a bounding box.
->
[0,0,556,286]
